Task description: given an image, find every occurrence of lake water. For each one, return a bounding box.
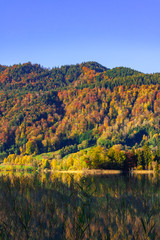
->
[0,172,160,240]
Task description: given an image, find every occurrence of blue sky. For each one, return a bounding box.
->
[0,0,160,73]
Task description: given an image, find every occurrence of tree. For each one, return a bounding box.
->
[142,144,152,169]
[137,150,144,170]
[26,140,38,155]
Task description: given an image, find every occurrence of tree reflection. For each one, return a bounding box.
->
[0,173,159,239]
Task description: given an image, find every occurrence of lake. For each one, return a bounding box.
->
[0,172,159,240]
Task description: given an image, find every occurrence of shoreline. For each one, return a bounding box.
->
[52,169,123,174]
[48,169,156,175]
[0,163,157,175]
[130,169,155,174]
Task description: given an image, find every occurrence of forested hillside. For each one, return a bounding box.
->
[1,61,160,169]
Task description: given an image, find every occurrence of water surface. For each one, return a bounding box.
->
[0,172,159,240]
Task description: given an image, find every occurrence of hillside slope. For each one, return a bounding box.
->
[0,61,160,159]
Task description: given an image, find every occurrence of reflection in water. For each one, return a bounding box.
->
[0,172,160,239]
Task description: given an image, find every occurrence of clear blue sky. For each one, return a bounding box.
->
[0,0,160,73]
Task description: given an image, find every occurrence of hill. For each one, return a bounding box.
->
[0,61,160,170]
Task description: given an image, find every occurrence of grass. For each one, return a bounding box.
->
[0,163,35,172]
[33,149,61,161]
[62,146,94,160]
[33,146,95,162]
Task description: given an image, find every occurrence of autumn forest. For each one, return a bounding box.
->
[1,61,160,171]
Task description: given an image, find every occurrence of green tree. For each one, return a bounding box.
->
[137,150,144,169]
[26,140,38,155]
[142,144,152,169]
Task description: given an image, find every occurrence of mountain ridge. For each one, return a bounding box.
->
[0,61,160,164]
[0,61,156,92]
